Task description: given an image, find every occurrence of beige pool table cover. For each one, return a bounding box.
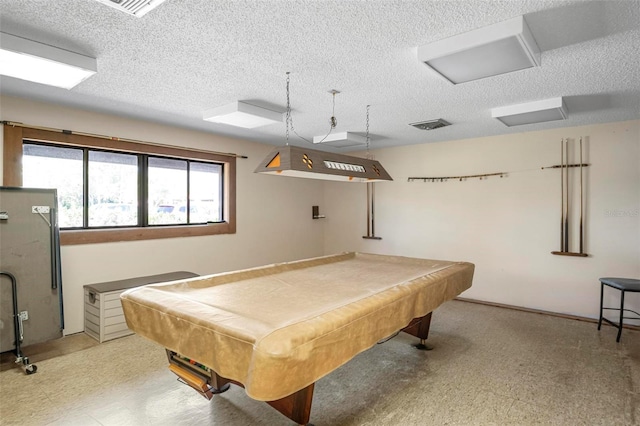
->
[121,252,474,401]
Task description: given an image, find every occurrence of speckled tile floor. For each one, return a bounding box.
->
[1,300,638,425]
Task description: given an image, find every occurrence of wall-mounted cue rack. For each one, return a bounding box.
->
[408,172,507,182]
[549,137,590,257]
[363,182,382,240]
[405,136,591,258]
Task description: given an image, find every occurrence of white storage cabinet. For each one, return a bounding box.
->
[84,271,198,343]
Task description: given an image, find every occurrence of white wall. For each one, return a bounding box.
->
[1,96,326,334]
[2,95,638,333]
[323,120,640,320]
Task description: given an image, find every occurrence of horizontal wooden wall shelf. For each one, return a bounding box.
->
[551,251,589,257]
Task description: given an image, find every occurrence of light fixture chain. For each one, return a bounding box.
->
[330,91,337,128]
[366,105,371,159]
[285,72,291,143]
[282,72,332,145]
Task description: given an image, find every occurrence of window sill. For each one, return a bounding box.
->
[60,221,235,245]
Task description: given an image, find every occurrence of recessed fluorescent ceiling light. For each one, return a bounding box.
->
[94,0,168,17]
[417,16,540,84]
[203,101,284,129]
[313,132,367,148]
[492,97,567,127]
[0,32,97,89]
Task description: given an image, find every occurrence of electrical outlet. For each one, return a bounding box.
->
[19,311,28,321]
[32,206,50,214]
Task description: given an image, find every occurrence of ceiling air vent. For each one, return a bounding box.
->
[409,119,451,131]
[94,0,168,17]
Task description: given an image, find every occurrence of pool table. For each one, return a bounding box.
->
[121,252,474,424]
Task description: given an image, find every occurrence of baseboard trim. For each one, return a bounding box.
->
[455,297,640,332]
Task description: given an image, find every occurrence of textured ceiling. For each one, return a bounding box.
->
[0,0,638,152]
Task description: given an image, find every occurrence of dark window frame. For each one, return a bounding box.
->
[3,125,236,245]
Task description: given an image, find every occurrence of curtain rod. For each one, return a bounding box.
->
[1,121,248,159]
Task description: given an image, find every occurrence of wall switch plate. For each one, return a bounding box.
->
[32,206,50,214]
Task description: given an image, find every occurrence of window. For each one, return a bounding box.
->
[23,143,225,230]
[148,158,223,225]
[23,144,84,228]
[148,157,187,225]
[3,125,236,244]
[88,150,138,227]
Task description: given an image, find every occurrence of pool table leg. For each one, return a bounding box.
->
[210,370,315,425]
[401,312,434,350]
[266,382,315,425]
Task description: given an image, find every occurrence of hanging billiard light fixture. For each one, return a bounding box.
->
[254,73,392,182]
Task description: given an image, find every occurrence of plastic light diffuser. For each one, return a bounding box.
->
[492,97,567,127]
[0,32,97,89]
[418,16,540,84]
[203,101,284,129]
[313,132,367,148]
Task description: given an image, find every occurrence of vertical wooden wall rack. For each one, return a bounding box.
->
[549,138,589,257]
